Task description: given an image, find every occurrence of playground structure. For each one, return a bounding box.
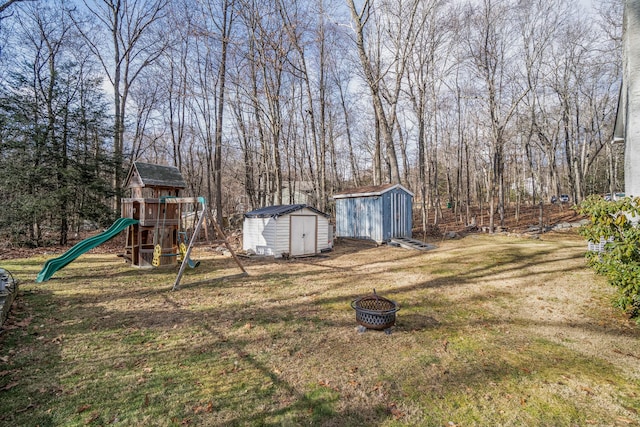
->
[36,218,139,283]
[36,162,246,287]
[121,162,193,268]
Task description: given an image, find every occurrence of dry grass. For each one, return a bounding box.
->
[1,231,639,426]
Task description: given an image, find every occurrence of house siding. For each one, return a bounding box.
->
[623,0,640,197]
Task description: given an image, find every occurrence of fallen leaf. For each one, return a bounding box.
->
[84,411,100,424]
[318,380,338,391]
[77,404,91,413]
[193,402,214,414]
[581,386,594,395]
[387,403,404,419]
[14,317,33,328]
[391,408,404,419]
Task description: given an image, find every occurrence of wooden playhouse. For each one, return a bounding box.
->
[121,162,191,267]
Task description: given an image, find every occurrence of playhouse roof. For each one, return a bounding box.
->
[126,162,186,189]
[244,204,329,219]
[333,183,414,199]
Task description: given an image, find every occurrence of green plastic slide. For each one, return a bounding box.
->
[36,218,139,283]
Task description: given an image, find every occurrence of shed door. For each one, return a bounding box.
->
[391,192,408,238]
[290,215,317,256]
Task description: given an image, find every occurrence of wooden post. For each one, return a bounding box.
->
[172,199,247,291]
[172,209,205,291]
[209,210,247,276]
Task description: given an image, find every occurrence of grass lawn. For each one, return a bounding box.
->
[1,232,639,426]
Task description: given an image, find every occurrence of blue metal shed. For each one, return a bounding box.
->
[333,184,413,243]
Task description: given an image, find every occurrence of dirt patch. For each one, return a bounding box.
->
[416,202,584,235]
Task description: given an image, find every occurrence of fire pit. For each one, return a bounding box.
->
[351,289,399,334]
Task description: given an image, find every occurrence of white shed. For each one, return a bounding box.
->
[242,204,333,258]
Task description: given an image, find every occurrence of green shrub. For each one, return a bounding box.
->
[577,195,640,321]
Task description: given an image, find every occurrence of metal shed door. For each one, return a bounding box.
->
[391,192,408,238]
[290,215,317,256]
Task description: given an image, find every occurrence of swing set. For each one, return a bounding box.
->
[122,196,246,290]
[151,196,201,268]
[121,162,246,289]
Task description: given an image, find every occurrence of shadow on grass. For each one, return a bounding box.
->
[0,287,65,426]
[3,234,638,425]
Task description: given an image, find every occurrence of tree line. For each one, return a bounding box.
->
[0,0,623,246]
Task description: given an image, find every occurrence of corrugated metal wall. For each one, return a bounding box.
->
[336,188,412,243]
[336,196,384,242]
[388,188,412,239]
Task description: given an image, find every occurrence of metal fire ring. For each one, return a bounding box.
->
[351,289,399,331]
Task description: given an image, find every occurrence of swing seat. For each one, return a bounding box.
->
[177,242,200,268]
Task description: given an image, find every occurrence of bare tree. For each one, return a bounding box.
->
[0,0,29,14]
[465,0,528,231]
[405,0,452,228]
[71,0,170,212]
[346,0,402,184]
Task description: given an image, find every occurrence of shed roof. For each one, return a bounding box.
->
[244,204,329,218]
[126,162,186,189]
[333,183,414,199]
